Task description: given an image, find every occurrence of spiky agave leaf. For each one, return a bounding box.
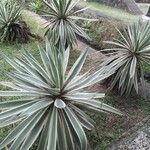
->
[102,22,150,96]
[0,40,122,150]
[43,0,91,47]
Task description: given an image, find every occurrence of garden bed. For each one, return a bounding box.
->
[0,3,150,150]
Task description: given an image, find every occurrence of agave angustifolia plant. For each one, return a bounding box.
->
[102,22,150,96]
[0,40,121,150]
[0,0,32,42]
[43,0,90,47]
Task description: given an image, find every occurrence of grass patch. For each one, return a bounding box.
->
[0,40,40,81]
[80,1,139,23]
[143,63,150,72]
[22,10,47,38]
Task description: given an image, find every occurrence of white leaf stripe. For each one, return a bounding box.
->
[64,107,87,150]
[9,110,46,150]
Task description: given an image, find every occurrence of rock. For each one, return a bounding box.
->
[140,15,150,22]
[107,116,150,150]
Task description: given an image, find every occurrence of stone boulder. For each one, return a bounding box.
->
[141,15,150,22]
[107,116,150,150]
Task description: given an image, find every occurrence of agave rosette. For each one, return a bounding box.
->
[0,40,121,150]
[0,0,21,42]
[102,22,150,95]
[0,0,32,43]
[43,0,90,47]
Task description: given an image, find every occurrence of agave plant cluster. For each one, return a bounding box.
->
[0,0,123,149]
[43,0,90,47]
[103,22,150,96]
[0,0,32,43]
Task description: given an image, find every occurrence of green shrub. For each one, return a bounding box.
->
[78,18,123,49]
[29,0,43,13]
[93,21,123,49]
